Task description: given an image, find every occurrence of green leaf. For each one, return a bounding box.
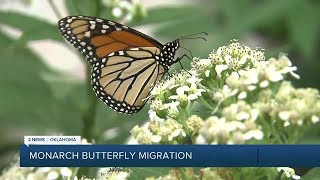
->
[287,2,320,59]
[65,0,81,15]
[50,87,83,134]
[65,0,102,16]
[0,33,54,134]
[0,11,63,43]
[0,32,82,141]
[129,6,203,27]
[302,168,320,180]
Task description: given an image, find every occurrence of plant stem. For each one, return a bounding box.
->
[75,0,103,178]
[76,65,98,178]
[82,64,98,142]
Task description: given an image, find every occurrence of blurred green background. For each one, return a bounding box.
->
[0,0,319,178]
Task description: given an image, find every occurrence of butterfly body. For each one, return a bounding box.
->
[58,16,180,114]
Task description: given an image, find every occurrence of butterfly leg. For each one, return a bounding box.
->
[175,53,192,62]
[175,54,192,75]
[180,46,193,60]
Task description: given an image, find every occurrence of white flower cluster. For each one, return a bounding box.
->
[192,41,265,79]
[268,81,320,126]
[196,101,263,144]
[102,0,146,21]
[132,41,320,146]
[149,71,205,121]
[127,41,320,179]
[73,169,130,180]
[131,119,186,144]
[226,55,299,94]
[0,162,73,180]
[146,169,198,180]
[277,167,301,180]
[0,139,92,180]
[97,167,131,180]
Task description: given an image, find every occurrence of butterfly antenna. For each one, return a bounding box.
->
[177,32,208,41]
[179,36,207,41]
[179,32,208,39]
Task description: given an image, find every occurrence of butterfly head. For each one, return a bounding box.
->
[161,40,180,68]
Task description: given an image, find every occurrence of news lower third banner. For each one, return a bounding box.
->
[20,145,320,167]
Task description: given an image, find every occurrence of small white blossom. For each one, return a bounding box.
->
[102,0,145,22]
[277,167,301,180]
[163,101,180,110]
[243,130,264,140]
[112,7,123,17]
[151,135,162,143]
[236,111,250,121]
[238,91,247,99]
[168,129,186,141]
[215,64,228,76]
[47,171,59,180]
[265,64,283,82]
[260,80,269,88]
[279,111,290,121]
[170,86,189,99]
[311,115,319,123]
[239,69,259,85]
[212,85,238,102]
[60,167,73,177]
[148,109,165,122]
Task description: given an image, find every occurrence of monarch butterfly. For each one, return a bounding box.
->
[58,16,205,114]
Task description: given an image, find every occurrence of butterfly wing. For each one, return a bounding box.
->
[58,16,166,114]
[58,16,163,65]
[92,47,165,114]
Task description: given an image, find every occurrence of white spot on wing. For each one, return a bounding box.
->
[84,31,91,37]
[90,24,96,29]
[96,18,103,22]
[108,21,115,25]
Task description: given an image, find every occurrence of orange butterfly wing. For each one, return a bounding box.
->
[58,16,163,64]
